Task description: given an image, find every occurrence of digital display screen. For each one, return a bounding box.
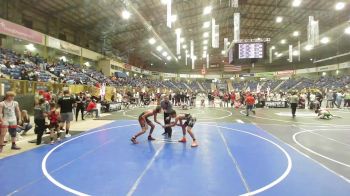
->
[237,43,265,59]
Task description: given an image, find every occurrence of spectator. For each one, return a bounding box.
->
[34,98,47,145]
[17,110,33,135]
[57,90,76,138]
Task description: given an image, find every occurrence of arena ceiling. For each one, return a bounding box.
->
[16,0,350,71]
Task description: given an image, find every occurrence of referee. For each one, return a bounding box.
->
[290,92,299,118]
[160,95,173,138]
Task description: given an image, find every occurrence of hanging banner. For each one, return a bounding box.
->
[185,50,188,66]
[131,66,141,73]
[167,0,172,28]
[295,67,317,74]
[230,0,239,7]
[255,72,275,77]
[47,36,81,56]
[191,40,194,69]
[307,16,319,47]
[124,64,132,70]
[206,54,209,69]
[288,45,293,63]
[224,38,229,57]
[213,25,219,48]
[211,18,216,48]
[141,70,151,75]
[339,62,350,69]
[176,30,181,55]
[276,70,294,76]
[317,64,338,72]
[0,18,44,44]
[234,13,240,42]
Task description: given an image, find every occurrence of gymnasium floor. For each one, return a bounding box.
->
[0,106,349,196]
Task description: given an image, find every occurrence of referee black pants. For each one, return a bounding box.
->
[164,112,172,138]
[291,103,297,116]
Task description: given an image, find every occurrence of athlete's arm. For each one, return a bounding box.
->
[153,113,162,125]
[15,103,22,124]
[164,117,179,128]
[0,103,3,122]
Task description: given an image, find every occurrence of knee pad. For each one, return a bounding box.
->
[9,127,17,137]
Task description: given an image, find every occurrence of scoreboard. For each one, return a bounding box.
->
[237,42,265,59]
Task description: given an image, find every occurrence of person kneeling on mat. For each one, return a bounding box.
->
[131,106,162,144]
[163,110,198,147]
[315,109,333,120]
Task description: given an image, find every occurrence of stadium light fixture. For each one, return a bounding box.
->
[167,56,172,61]
[161,0,168,5]
[171,15,177,22]
[180,38,185,43]
[162,51,168,57]
[156,46,163,51]
[293,31,300,37]
[293,51,299,56]
[203,46,208,50]
[203,32,209,38]
[276,16,283,23]
[149,38,156,45]
[175,28,182,34]
[182,45,187,49]
[335,2,346,10]
[280,39,287,44]
[271,46,276,50]
[25,43,36,51]
[221,50,226,55]
[292,0,302,7]
[320,37,330,44]
[122,10,131,19]
[203,40,208,45]
[345,26,350,34]
[203,21,211,28]
[304,44,313,51]
[203,6,212,15]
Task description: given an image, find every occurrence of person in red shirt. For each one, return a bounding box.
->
[245,93,256,116]
[86,99,99,118]
[230,92,236,108]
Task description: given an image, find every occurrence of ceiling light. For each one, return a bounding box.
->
[320,37,330,44]
[182,45,187,49]
[221,50,226,55]
[180,38,185,43]
[203,6,212,15]
[203,21,211,28]
[276,16,283,23]
[171,15,177,22]
[203,40,208,45]
[203,32,209,38]
[274,52,279,55]
[156,46,163,51]
[271,46,276,50]
[122,10,131,19]
[167,56,172,61]
[335,2,346,10]
[203,46,208,50]
[293,51,299,56]
[149,38,156,45]
[344,26,350,34]
[293,31,300,37]
[178,56,181,59]
[202,53,207,58]
[175,28,181,34]
[161,0,168,5]
[25,44,36,51]
[162,51,168,57]
[280,39,287,44]
[292,0,302,7]
[304,44,313,51]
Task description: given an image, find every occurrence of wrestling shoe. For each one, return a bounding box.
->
[11,144,21,150]
[148,136,156,141]
[191,141,198,147]
[131,137,139,144]
[178,138,187,143]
